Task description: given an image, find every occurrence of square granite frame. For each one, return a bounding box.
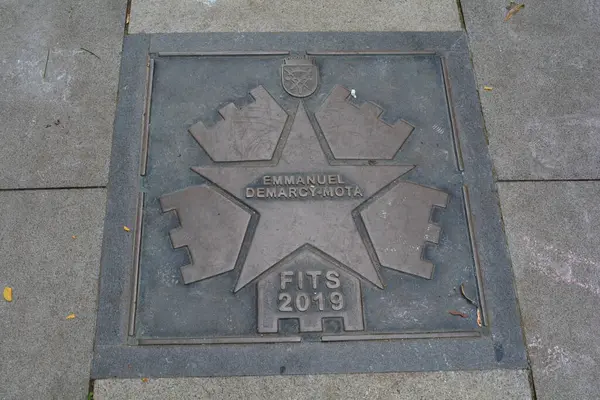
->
[92,32,526,378]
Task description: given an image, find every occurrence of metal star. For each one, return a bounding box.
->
[194,102,413,292]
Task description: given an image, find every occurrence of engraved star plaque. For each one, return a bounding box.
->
[94,34,527,378]
[193,102,414,291]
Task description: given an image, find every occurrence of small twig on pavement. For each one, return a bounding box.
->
[43,48,50,79]
[80,47,101,60]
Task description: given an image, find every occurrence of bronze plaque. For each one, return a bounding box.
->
[159,83,451,334]
[93,33,525,378]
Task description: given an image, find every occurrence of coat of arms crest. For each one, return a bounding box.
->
[281,56,319,97]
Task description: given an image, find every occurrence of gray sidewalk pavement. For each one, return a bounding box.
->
[128,0,462,33]
[461,0,600,180]
[499,182,600,399]
[461,1,600,397]
[1,0,599,399]
[94,370,533,400]
[0,0,124,188]
[0,189,106,399]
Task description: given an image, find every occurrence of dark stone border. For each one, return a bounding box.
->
[92,32,526,378]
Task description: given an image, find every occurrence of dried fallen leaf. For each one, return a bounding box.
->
[459,283,478,306]
[123,225,131,232]
[504,3,525,21]
[448,310,468,318]
[477,308,483,327]
[483,86,494,91]
[66,313,76,320]
[141,377,149,383]
[3,287,13,302]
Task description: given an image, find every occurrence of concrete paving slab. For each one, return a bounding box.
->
[461,0,600,179]
[129,0,461,33]
[0,0,125,188]
[0,189,106,399]
[499,182,600,399]
[95,370,532,399]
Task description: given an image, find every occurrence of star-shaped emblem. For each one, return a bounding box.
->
[194,102,413,292]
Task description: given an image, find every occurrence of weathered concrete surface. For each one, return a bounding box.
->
[0,189,106,399]
[0,0,125,188]
[499,182,600,399]
[461,0,600,179]
[95,370,532,399]
[129,0,461,33]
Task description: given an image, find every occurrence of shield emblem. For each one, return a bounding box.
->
[281,57,319,98]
